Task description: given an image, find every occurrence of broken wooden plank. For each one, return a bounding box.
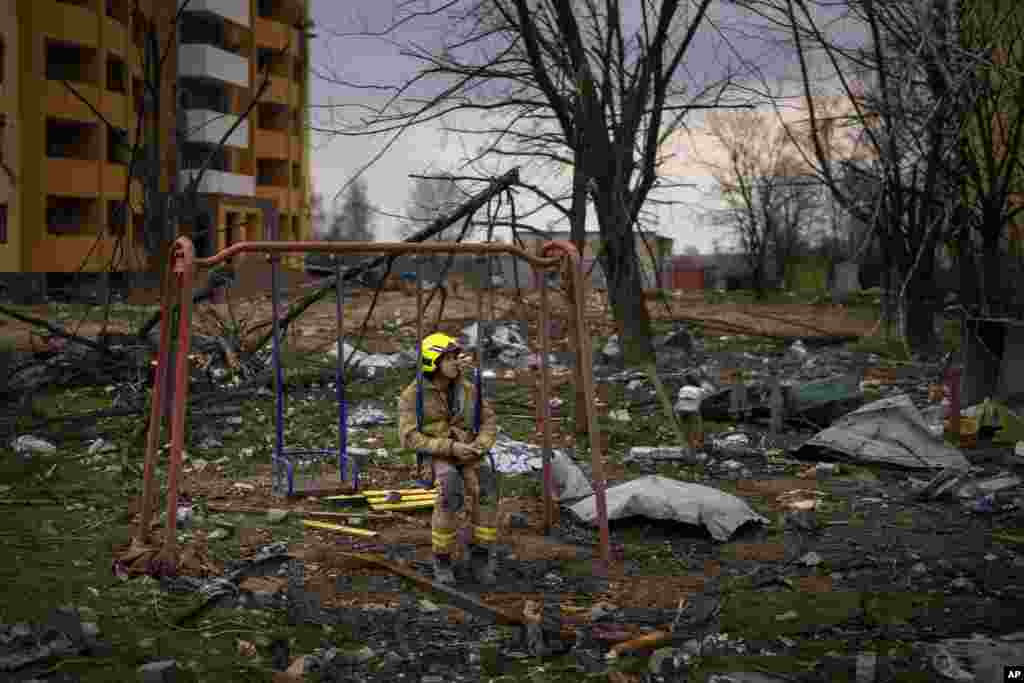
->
[330,550,575,640]
[206,505,393,520]
[301,520,379,538]
[607,630,672,658]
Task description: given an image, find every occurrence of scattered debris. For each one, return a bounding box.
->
[913,467,970,501]
[623,446,706,466]
[777,489,827,512]
[11,435,57,457]
[927,636,1024,682]
[569,475,768,541]
[138,659,180,683]
[673,384,702,414]
[799,551,823,567]
[266,509,290,524]
[347,405,390,427]
[797,395,971,469]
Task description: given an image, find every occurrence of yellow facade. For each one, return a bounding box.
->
[0,0,311,273]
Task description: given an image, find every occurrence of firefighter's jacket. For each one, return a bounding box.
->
[398,376,497,459]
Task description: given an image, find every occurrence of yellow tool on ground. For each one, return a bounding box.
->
[324,488,437,503]
[301,519,379,538]
[370,499,436,511]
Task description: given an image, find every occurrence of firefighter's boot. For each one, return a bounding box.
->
[469,545,497,586]
[433,553,455,585]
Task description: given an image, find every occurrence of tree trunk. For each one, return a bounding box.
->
[600,221,655,365]
[902,259,939,353]
[981,229,1002,316]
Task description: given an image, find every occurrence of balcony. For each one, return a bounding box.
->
[179,0,251,28]
[46,196,99,236]
[254,16,298,52]
[44,80,101,122]
[179,169,255,196]
[42,1,99,47]
[258,75,296,105]
[254,128,288,158]
[178,43,249,89]
[185,109,249,148]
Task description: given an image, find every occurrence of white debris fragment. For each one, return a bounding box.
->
[12,435,57,456]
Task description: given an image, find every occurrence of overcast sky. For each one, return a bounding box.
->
[306,0,856,253]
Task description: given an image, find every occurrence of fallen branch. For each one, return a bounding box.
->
[250,168,520,354]
[327,550,574,640]
[0,304,117,357]
[136,265,235,340]
[664,314,857,344]
[607,630,672,658]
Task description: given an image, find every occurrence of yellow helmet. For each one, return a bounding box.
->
[420,332,462,373]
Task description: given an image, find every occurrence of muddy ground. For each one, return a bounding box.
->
[1,288,1022,682]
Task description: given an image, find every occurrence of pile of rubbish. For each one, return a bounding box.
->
[0,606,112,677]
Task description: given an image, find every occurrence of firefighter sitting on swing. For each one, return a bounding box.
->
[397,332,500,586]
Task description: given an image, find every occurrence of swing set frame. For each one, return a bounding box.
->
[133,236,611,576]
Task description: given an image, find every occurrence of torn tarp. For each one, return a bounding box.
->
[795,395,970,470]
[569,475,768,542]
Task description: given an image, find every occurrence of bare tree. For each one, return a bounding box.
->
[958,0,1024,317]
[400,173,470,240]
[328,177,377,242]
[315,0,740,364]
[734,0,973,351]
[310,192,329,238]
[702,110,819,295]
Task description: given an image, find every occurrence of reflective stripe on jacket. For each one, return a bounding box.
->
[397,377,497,457]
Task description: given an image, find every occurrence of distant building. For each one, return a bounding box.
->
[0,0,312,274]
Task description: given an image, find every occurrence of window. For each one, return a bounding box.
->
[257,102,289,131]
[106,56,127,93]
[257,49,288,78]
[132,77,145,113]
[47,119,99,160]
[108,128,130,165]
[47,197,97,235]
[179,14,224,47]
[256,159,287,187]
[180,80,229,113]
[108,200,127,236]
[181,142,227,173]
[46,42,97,84]
[0,205,7,245]
[106,0,130,24]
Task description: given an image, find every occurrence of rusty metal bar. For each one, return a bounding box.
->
[541,241,609,572]
[137,255,177,543]
[189,240,564,270]
[539,268,555,535]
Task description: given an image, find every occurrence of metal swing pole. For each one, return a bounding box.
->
[414,254,430,487]
[334,256,353,489]
[538,265,555,535]
[270,247,291,496]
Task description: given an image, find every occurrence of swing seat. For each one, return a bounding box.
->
[278,446,358,497]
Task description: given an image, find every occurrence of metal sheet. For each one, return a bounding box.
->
[797,394,970,470]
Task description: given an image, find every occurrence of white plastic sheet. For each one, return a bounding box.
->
[569,475,768,541]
